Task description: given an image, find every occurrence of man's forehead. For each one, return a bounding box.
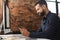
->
[35,4,40,7]
[35,4,40,9]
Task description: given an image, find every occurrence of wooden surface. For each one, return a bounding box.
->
[0,0,2,24]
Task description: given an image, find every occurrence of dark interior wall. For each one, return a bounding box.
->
[7,0,42,32]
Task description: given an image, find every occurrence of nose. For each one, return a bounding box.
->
[37,10,40,13]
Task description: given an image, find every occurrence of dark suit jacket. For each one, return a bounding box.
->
[29,11,60,40]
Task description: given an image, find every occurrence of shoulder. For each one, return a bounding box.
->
[47,12,59,24]
[48,13,59,20]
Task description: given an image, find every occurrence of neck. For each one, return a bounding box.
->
[43,8,49,18]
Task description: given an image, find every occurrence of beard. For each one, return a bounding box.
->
[38,10,45,17]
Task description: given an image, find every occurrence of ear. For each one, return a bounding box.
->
[42,5,46,9]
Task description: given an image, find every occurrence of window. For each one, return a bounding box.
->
[46,0,56,1]
[46,0,60,15]
[47,2,56,13]
[57,0,60,2]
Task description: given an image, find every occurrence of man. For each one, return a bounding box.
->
[19,0,60,40]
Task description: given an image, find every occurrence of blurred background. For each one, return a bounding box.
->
[0,0,3,32]
[0,0,60,34]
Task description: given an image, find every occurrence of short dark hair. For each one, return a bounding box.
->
[34,0,47,7]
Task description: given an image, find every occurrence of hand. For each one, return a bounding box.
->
[19,28,30,37]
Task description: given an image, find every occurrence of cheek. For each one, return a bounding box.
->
[38,8,43,13]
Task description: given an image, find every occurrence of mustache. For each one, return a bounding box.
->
[40,12,45,16]
[38,11,45,16]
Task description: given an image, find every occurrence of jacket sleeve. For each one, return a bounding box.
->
[29,14,59,38]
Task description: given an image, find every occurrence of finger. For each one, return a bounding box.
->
[19,28,23,32]
[19,28,23,34]
[19,28,21,30]
[19,28,22,30]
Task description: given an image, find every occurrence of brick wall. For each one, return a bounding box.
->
[7,0,42,32]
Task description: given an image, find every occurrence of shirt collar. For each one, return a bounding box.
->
[43,11,51,20]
